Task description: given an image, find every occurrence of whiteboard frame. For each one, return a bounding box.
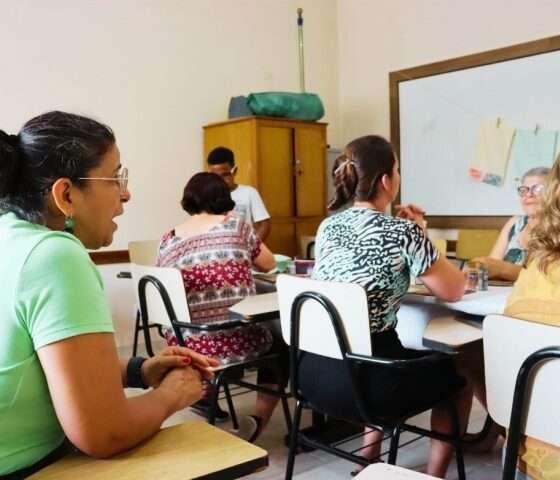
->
[390,35,560,229]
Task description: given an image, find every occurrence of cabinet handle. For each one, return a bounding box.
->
[295,159,303,175]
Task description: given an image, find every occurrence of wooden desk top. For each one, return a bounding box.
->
[29,421,268,480]
[422,315,483,353]
[229,292,279,321]
[406,285,511,317]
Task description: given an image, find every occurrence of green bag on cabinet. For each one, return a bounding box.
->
[246,92,324,121]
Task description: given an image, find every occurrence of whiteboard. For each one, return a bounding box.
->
[397,47,560,217]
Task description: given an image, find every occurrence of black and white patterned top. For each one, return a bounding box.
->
[311,207,439,332]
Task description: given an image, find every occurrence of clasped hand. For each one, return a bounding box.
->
[140,346,220,388]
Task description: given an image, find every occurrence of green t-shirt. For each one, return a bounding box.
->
[0,213,114,474]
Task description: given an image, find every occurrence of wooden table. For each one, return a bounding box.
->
[28,421,268,480]
[421,314,485,353]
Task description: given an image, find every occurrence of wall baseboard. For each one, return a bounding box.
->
[89,250,130,265]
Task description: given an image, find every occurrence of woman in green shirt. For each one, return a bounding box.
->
[0,112,218,478]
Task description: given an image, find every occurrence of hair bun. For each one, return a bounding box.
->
[0,130,21,195]
[0,130,18,146]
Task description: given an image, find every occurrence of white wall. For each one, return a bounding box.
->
[1,0,340,250]
[1,0,339,349]
[5,0,560,349]
[337,0,560,142]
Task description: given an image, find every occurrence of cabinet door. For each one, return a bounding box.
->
[266,219,296,258]
[294,128,326,217]
[204,121,256,186]
[258,126,294,218]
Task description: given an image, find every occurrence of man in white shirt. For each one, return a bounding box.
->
[207,147,271,240]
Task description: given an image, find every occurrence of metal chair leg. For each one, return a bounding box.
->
[285,400,303,480]
[207,371,226,425]
[273,360,292,434]
[388,425,401,465]
[222,380,239,430]
[451,405,466,480]
[132,309,141,356]
[139,310,155,357]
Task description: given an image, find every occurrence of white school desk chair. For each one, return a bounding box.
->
[455,229,499,267]
[299,234,316,259]
[128,239,160,266]
[484,314,560,480]
[130,263,292,431]
[128,239,162,356]
[276,274,466,480]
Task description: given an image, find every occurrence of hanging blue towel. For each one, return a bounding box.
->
[510,128,557,179]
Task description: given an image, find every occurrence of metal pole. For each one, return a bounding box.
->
[297,8,305,93]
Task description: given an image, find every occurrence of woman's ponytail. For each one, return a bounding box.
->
[327,151,358,211]
[327,136,396,211]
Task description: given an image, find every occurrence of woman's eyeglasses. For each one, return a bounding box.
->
[517,184,544,197]
[78,167,129,194]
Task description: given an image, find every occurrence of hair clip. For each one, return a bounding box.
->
[334,159,356,174]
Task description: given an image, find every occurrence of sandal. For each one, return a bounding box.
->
[234,415,263,443]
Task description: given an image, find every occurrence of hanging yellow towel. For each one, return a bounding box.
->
[469,119,516,186]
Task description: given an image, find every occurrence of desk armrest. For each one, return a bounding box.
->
[174,318,246,332]
[346,351,447,370]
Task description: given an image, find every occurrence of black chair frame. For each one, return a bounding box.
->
[285,291,466,480]
[502,346,560,480]
[137,274,292,431]
[133,308,165,357]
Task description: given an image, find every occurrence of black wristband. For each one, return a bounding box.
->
[127,356,149,389]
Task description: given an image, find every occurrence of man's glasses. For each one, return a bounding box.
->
[517,184,544,197]
[218,166,237,178]
[78,167,129,194]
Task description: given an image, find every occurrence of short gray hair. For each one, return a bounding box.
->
[522,166,550,182]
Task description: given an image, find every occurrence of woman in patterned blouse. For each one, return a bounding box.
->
[157,172,281,441]
[470,166,550,282]
[310,135,471,478]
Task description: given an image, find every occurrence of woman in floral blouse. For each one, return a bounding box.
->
[157,172,280,441]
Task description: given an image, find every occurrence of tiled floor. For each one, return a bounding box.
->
[126,342,503,479]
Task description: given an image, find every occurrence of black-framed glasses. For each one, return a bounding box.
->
[78,167,129,194]
[517,184,544,197]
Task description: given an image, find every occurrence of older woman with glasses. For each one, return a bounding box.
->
[457,166,551,453]
[0,112,217,478]
[471,166,550,282]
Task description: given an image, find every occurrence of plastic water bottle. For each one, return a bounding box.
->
[478,265,488,291]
